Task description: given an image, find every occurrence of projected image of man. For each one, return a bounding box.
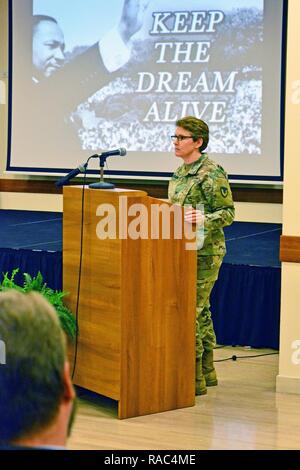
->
[27,0,149,164]
[32,15,65,80]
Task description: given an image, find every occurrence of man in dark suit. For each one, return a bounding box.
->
[0,290,76,449]
[23,0,149,166]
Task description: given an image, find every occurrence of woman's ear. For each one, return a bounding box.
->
[195,137,203,151]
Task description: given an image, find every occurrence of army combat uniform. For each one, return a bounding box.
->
[168,153,235,394]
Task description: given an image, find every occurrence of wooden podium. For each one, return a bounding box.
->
[63,186,196,418]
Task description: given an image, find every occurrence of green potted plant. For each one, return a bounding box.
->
[0,268,76,340]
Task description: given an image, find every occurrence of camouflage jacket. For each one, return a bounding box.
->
[168,153,235,256]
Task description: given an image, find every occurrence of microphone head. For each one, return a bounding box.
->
[119,147,127,156]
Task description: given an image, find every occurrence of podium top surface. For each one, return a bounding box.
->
[64,186,148,197]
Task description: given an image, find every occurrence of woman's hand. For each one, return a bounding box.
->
[184,209,205,225]
[118,0,150,43]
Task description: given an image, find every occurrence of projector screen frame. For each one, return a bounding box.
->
[6,0,288,184]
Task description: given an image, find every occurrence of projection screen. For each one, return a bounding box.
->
[7,0,286,181]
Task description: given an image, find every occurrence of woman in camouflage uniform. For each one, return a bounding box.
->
[168,116,235,395]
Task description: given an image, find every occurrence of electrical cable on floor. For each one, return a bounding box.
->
[214,351,279,363]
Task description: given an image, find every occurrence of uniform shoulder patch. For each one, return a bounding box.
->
[220,186,228,198]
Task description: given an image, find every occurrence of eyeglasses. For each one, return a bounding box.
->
[170,135,194,143]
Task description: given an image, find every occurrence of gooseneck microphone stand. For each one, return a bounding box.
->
[89,155,115,189]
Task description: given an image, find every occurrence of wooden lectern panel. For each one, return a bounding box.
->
[63,186,196,418]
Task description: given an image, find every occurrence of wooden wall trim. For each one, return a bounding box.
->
[280,236,300,263]
[0,179,61,194]
[0,178,283,203]
[231,187,283,204]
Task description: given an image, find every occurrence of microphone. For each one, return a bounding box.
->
[89,148,126,190]
[99,147,127,158]
[55,162,87,187]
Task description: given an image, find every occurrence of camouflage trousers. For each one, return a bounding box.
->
[196,255,223,359]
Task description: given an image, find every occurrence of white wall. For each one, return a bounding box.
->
[276,0,300,394]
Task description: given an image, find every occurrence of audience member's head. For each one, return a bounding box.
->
[0,290,75,449]
[32,15,65,79]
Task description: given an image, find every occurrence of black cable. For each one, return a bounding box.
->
[214,351,278,363]
[105,159,111,181]
[71,158,94,380]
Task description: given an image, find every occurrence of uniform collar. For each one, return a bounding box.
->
[180,153,208,176]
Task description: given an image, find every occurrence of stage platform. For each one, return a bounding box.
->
[0,210,281,349]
